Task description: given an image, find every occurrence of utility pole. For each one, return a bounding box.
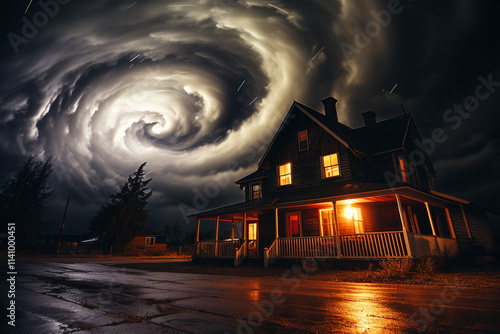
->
[56,197,70,255]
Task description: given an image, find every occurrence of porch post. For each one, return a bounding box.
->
[396,194,413,258]
[275,208,279,239]
[196,218,200,242]
[445,208,456,238]
[460,204,472,239]
[215,216,220,257]
[332,201,341,258]
[244,212,248,255]
[425,202,437,236]
[231,218,235,240]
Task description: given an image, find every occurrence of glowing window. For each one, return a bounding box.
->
[298,130,308,151]
[248,223,257,240]
[145,237,155,246]
[279,163,292,186]
[399,158,408,182]
[251,183,261,200]
[322,153,340,178]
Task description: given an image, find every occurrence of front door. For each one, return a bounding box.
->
[248,222,258,257]
[286,212,301,237]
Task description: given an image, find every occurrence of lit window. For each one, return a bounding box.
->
[322,153,340,178]
[251,183,261,200]
[298,130,308,151]
[399,158,408,182]
[248,223,257,240]
[279,163,292,186]
[145,237,155,246]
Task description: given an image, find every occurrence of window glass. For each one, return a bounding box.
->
[323,153,340,178]
[279,163,292,186]
[298,131,308,151]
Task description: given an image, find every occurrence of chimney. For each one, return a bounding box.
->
[362,111,377,126]
[321,97,338,122]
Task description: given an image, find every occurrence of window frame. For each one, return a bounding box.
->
[298,130,308,151]
[321,153,341,179]
[399,157,408,183]
[278,163,292,186]
[285,212,302,237]
[250,182,262,200]
[145,237,155,246]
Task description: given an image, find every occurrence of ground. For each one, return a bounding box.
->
[2,255,500,333]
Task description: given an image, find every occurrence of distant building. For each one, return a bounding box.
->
[189,98,496,266]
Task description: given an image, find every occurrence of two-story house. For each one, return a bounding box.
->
[189,97,496,266]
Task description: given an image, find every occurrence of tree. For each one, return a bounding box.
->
[89,162,153,253]
[164,220,183,244]
[0,155,54,247]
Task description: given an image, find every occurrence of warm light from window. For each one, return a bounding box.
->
[323,153,340,178]
[279,163,292,186]
[399,158,408,182]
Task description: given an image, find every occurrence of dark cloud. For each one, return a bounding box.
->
[0,0,499,234]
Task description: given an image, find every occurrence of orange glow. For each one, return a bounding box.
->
[323,153,340,178]
[279,163,292,186]
[248,223,257,240]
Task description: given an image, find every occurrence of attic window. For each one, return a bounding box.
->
[279,163,292,186]
[298,130,308,151]
[399,158,408,182]
[322,153,340,178]
[251,183,261,200]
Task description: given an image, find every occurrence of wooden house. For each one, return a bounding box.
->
[189,98,496,266]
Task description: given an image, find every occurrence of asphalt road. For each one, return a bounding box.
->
[2,261,500,333]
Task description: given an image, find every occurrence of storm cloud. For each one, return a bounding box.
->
[0,0,499,233]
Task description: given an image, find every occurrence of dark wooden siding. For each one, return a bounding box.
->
[301,209,320,237]
[264,111,353,193]
[464,206,496,253]
[448,204,472,253]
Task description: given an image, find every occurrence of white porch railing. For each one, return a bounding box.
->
[196,240,239,258]
[264,239,278,267]
[276,236,338,258]
[339,231,407,258]
[234,240,247,267]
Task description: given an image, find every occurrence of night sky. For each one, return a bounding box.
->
[1,0,499,235]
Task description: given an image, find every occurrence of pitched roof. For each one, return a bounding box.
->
[235,169,270,184]
[295,101,412,155]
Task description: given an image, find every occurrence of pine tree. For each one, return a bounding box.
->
[0,156,54,247]
[89,162,153,253]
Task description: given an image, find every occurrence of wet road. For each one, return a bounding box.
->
[3,262,500,333]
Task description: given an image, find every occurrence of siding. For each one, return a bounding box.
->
[258,211,276,254]
[265,111,353,193]
[448,204,472,253]
[464,205,496,253]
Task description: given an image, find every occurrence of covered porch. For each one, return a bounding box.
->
[192,191,460,267]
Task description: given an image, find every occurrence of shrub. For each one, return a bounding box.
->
[378,258,412,279]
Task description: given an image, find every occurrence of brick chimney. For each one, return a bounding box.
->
[321,97,338,123]
[362,111,377,126]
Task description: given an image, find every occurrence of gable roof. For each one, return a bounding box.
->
[257,100,413,168]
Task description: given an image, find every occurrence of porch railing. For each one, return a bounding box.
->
[234,240,247,267]
[264,239,278,267]
[196,240,240,258]
[340,231,407,258]
[276,235,338,258]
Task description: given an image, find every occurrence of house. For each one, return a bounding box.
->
[79,228,167,255]
[124,227,167,255]
[189,97,496,266]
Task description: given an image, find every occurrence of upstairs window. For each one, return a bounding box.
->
[322,153,340,178]
[298,130,308,151]
[279,163,292,186]
[399,158,408,182]
[251,183,261,200]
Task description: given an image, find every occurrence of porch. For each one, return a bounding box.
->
[192,192,460,266]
